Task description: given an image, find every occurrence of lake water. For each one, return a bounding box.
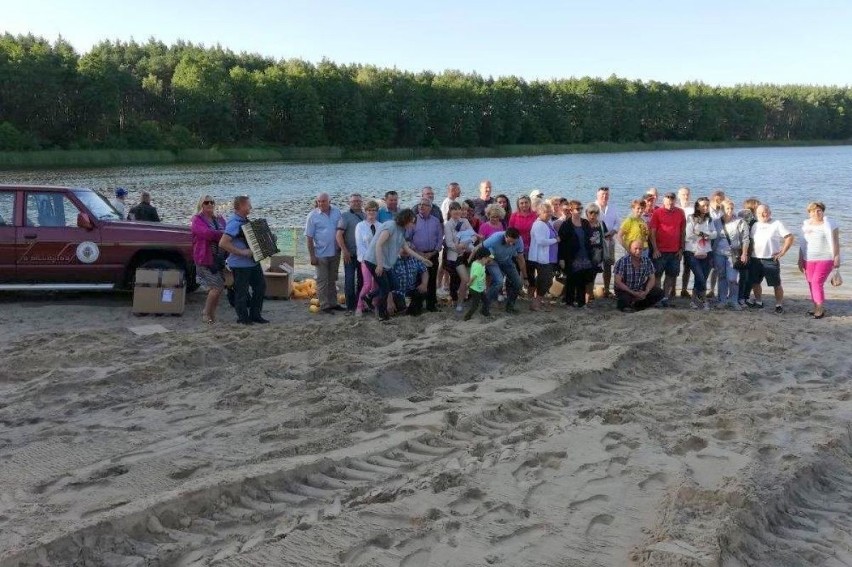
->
[2,146,850,296]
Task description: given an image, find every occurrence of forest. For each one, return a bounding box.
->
[1,34,850,153]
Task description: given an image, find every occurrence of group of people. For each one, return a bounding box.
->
[189,181,841,324]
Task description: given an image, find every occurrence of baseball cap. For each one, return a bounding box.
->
[115,187,128,197]
[529,189,544,199]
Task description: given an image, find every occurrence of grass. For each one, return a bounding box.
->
[0,139,849,170]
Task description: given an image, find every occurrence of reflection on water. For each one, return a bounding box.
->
[2,146,851,296]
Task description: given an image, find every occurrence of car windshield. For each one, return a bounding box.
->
[73,189,122,221]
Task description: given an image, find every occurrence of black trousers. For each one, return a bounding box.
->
[232,264,265,322]
[464,290,490,319]
[425,255,439,309]
[616,287,665,311]
[564,268,594,306]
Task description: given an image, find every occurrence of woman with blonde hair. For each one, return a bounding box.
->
[714,199,750,309]
[190,195,227,323]
[798,201,841,319]
[478,203,506,239]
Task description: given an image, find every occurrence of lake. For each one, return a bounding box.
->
[2,145,850,296]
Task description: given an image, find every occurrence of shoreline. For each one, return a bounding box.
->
[1,139,850,171]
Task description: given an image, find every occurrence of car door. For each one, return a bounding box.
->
[15,191,105,283]
[0,190,16,282]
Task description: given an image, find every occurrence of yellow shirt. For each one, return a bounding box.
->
[620,217,649,248]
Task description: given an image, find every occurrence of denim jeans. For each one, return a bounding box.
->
[342,252,362,311]
[364,261,393,318]
[486,259,523,306]
[715,253,738,305]
[686,251,712,300]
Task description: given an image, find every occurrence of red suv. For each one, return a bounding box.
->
[0,185,196,290]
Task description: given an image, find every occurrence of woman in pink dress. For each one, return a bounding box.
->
[508,195,537,289]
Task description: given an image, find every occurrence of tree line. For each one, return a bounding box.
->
[1,33,851,152]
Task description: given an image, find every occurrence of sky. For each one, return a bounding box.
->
[2,0,850,87]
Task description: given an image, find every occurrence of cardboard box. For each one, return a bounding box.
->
[133,268,186,315]
[264,271,292,299]
[267,254,295,274]
[549,278,564,298]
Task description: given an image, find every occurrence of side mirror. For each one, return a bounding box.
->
[77,213,94,230]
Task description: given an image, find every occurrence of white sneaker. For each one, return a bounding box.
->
[703,302,711,311]
[455,303,464,313]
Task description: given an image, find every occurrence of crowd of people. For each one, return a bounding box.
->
[190,181,842,324]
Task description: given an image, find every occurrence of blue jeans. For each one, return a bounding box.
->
[364,261,393,318]
[686,251,712,300]
[486,259,523,306]
[343,252,362,311]
[715,253,738,304]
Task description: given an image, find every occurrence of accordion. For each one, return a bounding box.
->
[241,218,279,262]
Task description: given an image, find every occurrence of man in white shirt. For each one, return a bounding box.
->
[749,204,794,313]
[595,186,620,297]
[440,182,461,219]
[110,188,128,219]
[677,186,694,298]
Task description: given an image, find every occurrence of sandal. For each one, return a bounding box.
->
[202,313,215,324]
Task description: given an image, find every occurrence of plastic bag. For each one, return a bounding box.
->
[830,269,843,287]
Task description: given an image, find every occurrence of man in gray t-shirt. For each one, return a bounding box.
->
[336,193,365,312]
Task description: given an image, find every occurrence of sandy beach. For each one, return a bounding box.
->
[1,284,851,566]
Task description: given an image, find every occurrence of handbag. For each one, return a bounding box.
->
[207,216,228,273]
[210,244,228,273]
[831,268,843,287]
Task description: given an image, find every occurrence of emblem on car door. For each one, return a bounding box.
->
[76,241,100,263]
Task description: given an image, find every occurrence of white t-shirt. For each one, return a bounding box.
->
[440,197,459,220]
[801,217,837,262]
[596,202,620,234]
[751,220,791,259]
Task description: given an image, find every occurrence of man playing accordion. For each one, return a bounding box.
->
[219,195,269,325]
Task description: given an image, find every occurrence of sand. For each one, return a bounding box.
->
[0,285,851,566]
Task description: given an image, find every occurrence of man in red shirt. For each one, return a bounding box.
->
[649,192,686,307]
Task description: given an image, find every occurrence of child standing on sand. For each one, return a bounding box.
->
[464,247,493,320]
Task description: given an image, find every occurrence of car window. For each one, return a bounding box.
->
[72,189,121,221]
[26,193,81,228]
[0,192,13,226]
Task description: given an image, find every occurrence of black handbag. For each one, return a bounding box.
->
[210,245,228,273]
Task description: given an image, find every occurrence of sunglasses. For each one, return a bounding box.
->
[203,200,215,205]
[587,211,599,215]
